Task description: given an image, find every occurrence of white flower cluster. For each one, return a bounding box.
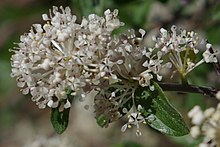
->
[154,25,218,76]
[188,104,220,147]
[11,6,165,109]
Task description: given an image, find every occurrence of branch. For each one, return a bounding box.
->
[158,82,218,97]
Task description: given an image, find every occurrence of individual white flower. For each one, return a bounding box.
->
[202,43,218,63]
[121,112,147,136]
[188,105,205,125]
[139,71,153,87]
[204,107,215,118]
[192,112,205,126]
[216,91,220,100]
[190,125,201,138]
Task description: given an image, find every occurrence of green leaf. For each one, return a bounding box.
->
[96,114,107,127]
[134,81,189,136]
[50,94,74,134]
[51,107,70,134]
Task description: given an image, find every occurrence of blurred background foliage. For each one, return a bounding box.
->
[0,0,220,146]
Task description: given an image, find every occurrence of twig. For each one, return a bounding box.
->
[158,82,218,97]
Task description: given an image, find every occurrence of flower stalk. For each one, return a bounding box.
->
[159,82,218,97]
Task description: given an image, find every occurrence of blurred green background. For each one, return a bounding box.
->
[0,0,220,146]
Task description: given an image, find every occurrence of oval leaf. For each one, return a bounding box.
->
[51,107,70,134]
[96,114,108,127]
[134,81,189,136]
[50,94,74,134]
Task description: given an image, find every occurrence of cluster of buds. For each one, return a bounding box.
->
[188,102,220,147]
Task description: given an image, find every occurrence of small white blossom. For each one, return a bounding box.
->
[190,125,201,138]
[203,51,217,63]
[121,112,147,136]
[202,43,218,63]
[188,105,205,125]
[204,107,215,118]
[216,91,220,100]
